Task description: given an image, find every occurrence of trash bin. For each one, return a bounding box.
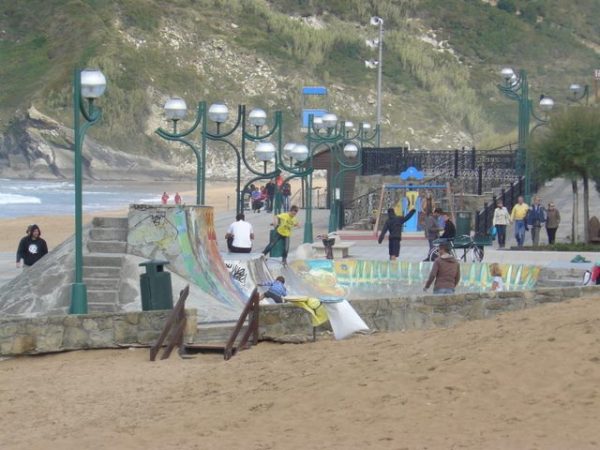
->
[268,229,285,257]
[139,260,173,311]
[455,211,472,236]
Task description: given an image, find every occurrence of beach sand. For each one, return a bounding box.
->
[1,178,319,253]
[1,296,600,449]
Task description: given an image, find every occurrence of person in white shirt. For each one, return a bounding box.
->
[492,200,511,249]
[225,213,254,253]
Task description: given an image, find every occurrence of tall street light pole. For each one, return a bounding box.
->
[366,16,384,147]
[70,68,107,314]
[497,67,555,203]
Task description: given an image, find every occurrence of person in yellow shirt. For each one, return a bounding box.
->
[262,205,300,265]
[510,195,529,248]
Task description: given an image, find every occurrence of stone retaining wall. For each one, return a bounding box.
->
[259,285,600,341]
[0,309,197,356]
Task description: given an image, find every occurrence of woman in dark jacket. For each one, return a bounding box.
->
[378,207,416,260]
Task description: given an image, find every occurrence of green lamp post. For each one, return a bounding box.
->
[157,100,282,214]
[497,68,554,203]
[70,68,107,315]
[156,100,207,205]
[329,141,361,233]
[303,112,346,243]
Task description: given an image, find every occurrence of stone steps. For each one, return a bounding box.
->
[83,266,121,279]
[90,228,129,241]
[83,277,121,290]
[85,217,128,314]
[92,217,128,229]
[88,241,128,254]
[87,302,118,313]
[88,289,119,304]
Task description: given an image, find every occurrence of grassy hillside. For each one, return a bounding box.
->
[0,0,597,160]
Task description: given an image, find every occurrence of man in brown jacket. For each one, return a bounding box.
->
[424,243,460,294]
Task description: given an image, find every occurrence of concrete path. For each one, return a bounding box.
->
[2,190,599,289]
[535,177,600,242]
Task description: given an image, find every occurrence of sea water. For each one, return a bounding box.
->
[0,179,165,218]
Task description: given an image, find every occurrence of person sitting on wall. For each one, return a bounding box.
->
[225,213,254,253]
[439,211,456,240]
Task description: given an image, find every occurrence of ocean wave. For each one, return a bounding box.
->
[138,197,161,203]
[0,193,42,205]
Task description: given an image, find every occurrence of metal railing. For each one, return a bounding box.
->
[475,177,527,235]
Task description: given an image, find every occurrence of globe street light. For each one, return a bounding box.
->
[70,68,106,314]
[567,83,590,105]
[158,99,204,204]
[163,97,187,132]
[255,141,276,173]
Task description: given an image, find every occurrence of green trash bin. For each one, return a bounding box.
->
[455,211,472,237]
[139,260,173,311]
[268,229,285,258]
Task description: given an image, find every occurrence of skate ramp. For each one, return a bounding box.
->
[127,205,246,321]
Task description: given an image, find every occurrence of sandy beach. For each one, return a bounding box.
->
[2,295,600,449]
[1,178,319,253]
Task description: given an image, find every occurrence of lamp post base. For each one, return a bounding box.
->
[70,283,88,314]
[303,220,313,244]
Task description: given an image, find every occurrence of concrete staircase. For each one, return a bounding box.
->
[84,217,128,313]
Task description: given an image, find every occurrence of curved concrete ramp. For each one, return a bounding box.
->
[127,205,246,319]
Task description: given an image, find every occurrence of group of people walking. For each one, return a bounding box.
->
[493,195,560,248]
[247,178,292,214]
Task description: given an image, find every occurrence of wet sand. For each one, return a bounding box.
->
[2,296,600,449]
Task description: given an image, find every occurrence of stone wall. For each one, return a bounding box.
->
[0,309,197,356]
[258,285,600,340]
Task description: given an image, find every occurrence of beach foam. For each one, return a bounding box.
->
[0,193,42,205]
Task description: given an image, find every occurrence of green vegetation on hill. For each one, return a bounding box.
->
[0,0,597,159]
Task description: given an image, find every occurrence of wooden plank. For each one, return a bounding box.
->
[149,285,189,361]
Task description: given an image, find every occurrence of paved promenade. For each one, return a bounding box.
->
[2,203,598,289]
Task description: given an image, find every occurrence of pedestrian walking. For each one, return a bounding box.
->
[281,181,292,212]
[225,213,254,253]
[492,200,511,249]
[545,202,561,245]
[423,243,460,294]
[526,196,546,247]
[174,192,182,205]
[16,224,48,268]
[510,196,529,248]
[161,192,169,205]
[377,207,416,261]
[262,205,300,266]
[424,208,443,251]
[265,179,276,212]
